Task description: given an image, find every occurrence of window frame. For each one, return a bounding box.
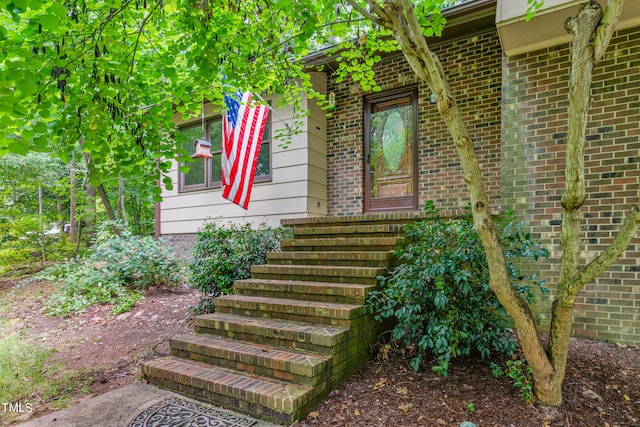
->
[178,112,272,193]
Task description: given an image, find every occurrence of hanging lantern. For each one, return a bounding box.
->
[192,139,213,159]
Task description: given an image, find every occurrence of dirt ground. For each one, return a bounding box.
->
[1,278,639,427]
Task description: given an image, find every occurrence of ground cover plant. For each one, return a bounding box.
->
[40,224,184,316]
[366,202,548,377]
[189,220,289,314]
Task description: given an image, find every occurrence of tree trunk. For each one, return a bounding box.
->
[85,181,96,244]
[38,184,46,262]
[82,149,121,237]
[118,177,128,227]
[361,0,554,399]
[70,150,77,244]
[96,183,121,237]
[351,0,634,408]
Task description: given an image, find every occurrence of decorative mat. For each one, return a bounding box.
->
[128,397,258,427]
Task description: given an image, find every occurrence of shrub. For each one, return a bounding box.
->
[189,220,289,314]
[0,248,31,275]
[41,227,184,316]
[365,201,548,376]
[0,216,75,275]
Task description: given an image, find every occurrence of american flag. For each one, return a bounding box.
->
[221,91,269,209]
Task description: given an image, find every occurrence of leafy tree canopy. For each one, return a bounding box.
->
[0,0,467,193]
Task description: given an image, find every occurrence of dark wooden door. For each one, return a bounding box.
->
[364,87,418,212]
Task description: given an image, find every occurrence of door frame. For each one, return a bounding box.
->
[363,85,419,213]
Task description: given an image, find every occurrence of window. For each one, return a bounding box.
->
[179,115,271,192]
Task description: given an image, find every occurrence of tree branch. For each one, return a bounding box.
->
[344,0,387,28]
[574,203,640,290]
[593,0,627,63]
[129,0,163,77]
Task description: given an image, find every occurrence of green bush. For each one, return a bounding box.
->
[365,201,548,376]
[0,248,31,275]
[189,220,289,314]
[0,216,75,275]
[41,228,184,316]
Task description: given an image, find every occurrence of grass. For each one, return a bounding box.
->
[0,334,93,423]
[0,279,92,424]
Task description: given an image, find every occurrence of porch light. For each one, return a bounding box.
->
[192,139,213,159]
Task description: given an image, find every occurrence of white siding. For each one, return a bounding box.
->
[159,73,328,234]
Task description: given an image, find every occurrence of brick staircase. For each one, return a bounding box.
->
[142,213,423,425]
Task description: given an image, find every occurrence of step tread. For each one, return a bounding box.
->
[235,278,376,290]
[251,264,386,275]
[267,251,395,259]
[143,356,313,414]
[281,212,426,227]
[282,236,404,245]
[216,295,361,313]
[171,334,330,370]
[194,313,348,337]
[292,224,405,235]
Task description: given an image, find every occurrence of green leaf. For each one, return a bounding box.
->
[39,12,59,31]
[8,140,29,155]
[17,78,38,96]
[49,1,68,18]
[12,104,28,117]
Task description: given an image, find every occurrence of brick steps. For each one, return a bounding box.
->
[234,278,375,304]
[142,357,316,424]
[251,264,385,285]
[267,251,395,267]
[143,213,418,424]
[290,223,405,238]
[193,313,348,355]
[281,236,404,252]
[214,295,361,327]
[281,212,425,228]
[169,334,331,386]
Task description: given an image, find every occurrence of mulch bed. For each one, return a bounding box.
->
[301,338,640,427]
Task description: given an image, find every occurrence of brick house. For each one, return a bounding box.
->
[158,0,640,346]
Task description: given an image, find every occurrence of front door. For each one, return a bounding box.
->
[364,87,418,212]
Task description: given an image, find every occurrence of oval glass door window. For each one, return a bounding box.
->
[382,111,406,172]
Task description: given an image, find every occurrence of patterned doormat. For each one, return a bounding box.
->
[128,397,258,427]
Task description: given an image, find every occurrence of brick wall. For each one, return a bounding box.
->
[161,233,197,259]
[326,30,503,216]
[502,27,640,345]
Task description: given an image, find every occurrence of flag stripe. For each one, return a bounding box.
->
[221,91,269,209]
